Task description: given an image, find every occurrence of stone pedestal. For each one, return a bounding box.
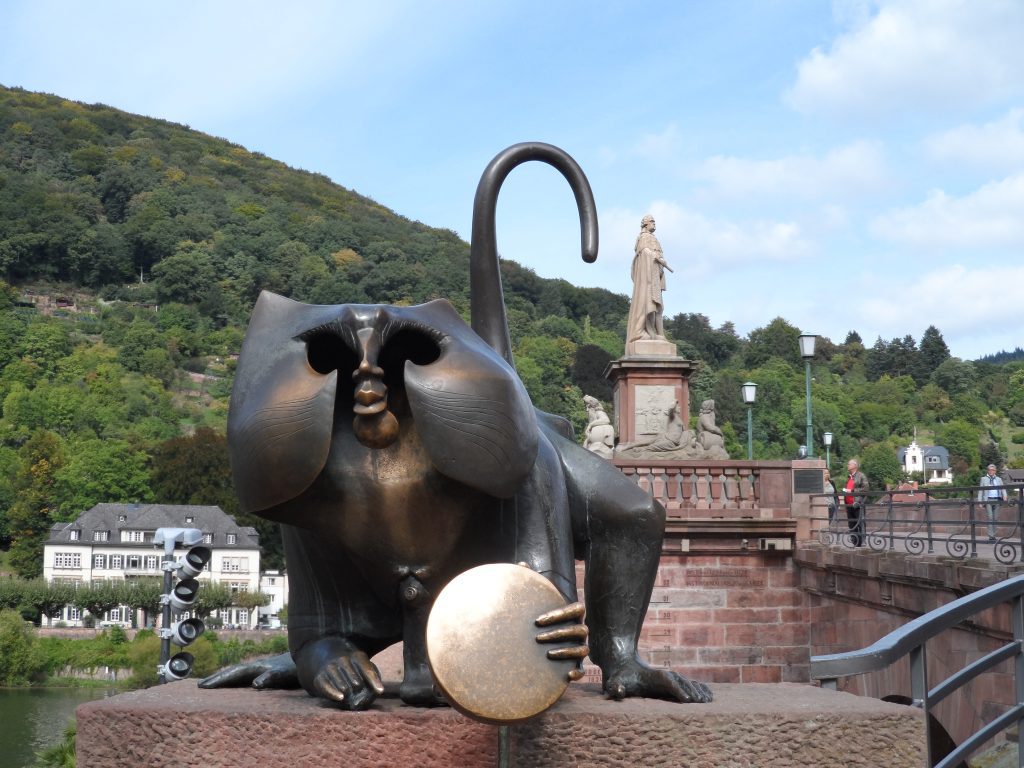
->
[76,681,924,767]
[605,356,698,445]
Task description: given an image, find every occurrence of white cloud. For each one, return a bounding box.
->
[629,124,683,161]
[786,0,1024,117]
[602,202,813,281]
[693,141,889,201]
[853,264,1024,357]
[871,173,1024,248]
[924,108,1024,171]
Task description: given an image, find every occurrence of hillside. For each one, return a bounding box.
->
[1,84,1021,579]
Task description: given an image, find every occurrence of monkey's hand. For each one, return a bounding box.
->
[534,601,589,682]
[199,652,299,690]
[294,636,384,710]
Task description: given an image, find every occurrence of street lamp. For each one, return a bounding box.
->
[798,333,817,457]
[741,381,757,460]
[823,431,833,471]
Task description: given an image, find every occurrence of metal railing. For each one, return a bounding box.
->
[811,573,1024,768]
[812,483,1024,563]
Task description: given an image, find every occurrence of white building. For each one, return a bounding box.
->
[897,439,953,485]
[43,503,261,628]
[258,569,288,628]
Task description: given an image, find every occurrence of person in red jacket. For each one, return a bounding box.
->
[844,458,869,547]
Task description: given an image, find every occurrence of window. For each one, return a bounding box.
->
[145,555,159,571]
[53,552,82,568]
[93,554,107,569]
[127,555,141,570]
[120,530,145,543]
[93,530,109,542]
[118,515,127,522]
[237,609,249,625]
[229,581,249,594]
[110,555,123,569]
[68,606,81,621]
[185,516,194,524]
[69,530,80,541]
[267,578,276,585]
[203,533,213,544]
[107,608,121,622]
[222,557,249,573]
[226,534,237,545]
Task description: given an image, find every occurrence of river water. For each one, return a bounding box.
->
[0,687,116,768]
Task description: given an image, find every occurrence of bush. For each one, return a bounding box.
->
[1012,432,1024,445]
[0,609,47,684]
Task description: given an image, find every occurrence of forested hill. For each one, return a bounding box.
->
[1,85,1022,579]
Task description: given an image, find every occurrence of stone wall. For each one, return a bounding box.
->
[576,548,811,687]
[797,544,1022,748]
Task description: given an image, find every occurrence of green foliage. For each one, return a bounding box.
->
[860,443,903,488]
[33,721,76,768]
[0,608,46,683]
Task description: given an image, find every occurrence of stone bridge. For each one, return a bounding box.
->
[602,457,1024,753]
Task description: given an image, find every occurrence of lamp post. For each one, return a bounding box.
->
[798,333,817,458]
[823,431,833,471]
[741,381,757,460]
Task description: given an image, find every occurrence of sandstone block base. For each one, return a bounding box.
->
[77,681,924,767]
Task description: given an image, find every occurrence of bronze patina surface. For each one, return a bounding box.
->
[427,564,575,724]
[201,143,712,713]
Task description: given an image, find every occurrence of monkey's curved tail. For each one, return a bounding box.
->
[470,143,598,366]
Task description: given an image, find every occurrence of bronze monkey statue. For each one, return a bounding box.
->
[201,143,712,709]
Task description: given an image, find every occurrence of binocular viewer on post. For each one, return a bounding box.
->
[154,528,212,683]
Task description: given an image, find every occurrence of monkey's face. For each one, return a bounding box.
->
[300,307,443,449]
[228,292,540,515]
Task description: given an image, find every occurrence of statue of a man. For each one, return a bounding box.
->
[626,215,673,347]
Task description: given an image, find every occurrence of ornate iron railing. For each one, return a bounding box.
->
[811,573,1024,768]
[813,483,1024,564]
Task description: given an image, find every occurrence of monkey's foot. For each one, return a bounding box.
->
[602,658,712,704]
[399,661,447,707]
[295,636,384,710]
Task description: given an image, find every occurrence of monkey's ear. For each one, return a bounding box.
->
[228,292,338,513]
[404,329,538,499]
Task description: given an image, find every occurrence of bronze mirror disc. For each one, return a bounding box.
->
[426,563,576,724]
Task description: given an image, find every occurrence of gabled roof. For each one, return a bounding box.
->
[897,443,950,470]
[46,503,259,549]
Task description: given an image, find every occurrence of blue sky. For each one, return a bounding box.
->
[2,0,1022,360]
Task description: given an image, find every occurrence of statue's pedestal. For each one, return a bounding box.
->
[76,682,924,767]
[605,356,698,446]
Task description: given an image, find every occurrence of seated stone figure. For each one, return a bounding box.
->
[582,394,615,458]
[696,399,729,460]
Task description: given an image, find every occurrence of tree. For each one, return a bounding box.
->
[72,580,127,622]
[7,431,67,578]
[743,317,802,369]
[860,443,902,488]
[918,325,950,381]
[152,243,216,304]
[0,609,45,684]
[936,420,982,479]
[20,579,75,625]
[979,439,1005,472]
[52,438,153,517]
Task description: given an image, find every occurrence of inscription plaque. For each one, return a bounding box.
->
[686,567,766,588]
[793,469,824,494]
[634,385,677,435]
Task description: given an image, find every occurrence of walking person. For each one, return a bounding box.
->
[844,459,869,547]
[977,464,1007,542]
